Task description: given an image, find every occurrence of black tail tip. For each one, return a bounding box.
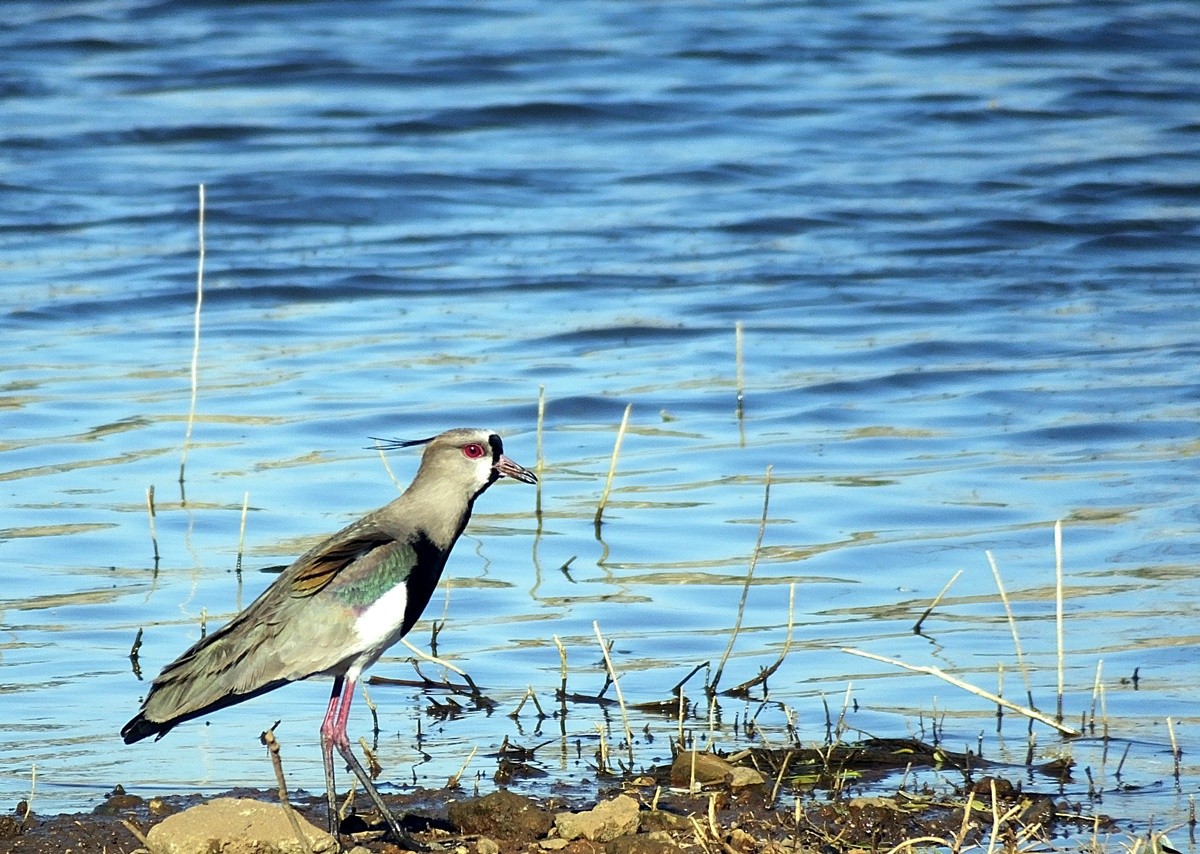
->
[121,714,168,745]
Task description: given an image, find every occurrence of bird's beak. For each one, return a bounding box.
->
[495,454,538,484]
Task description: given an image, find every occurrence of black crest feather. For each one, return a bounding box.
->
[366,436,436,451]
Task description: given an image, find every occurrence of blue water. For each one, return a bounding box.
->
[3,0,1199,842]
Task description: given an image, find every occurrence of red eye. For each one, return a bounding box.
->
[462,443,487,459]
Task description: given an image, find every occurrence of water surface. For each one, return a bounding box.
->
[2,0,1199,843]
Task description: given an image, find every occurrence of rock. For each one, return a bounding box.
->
[448,790,554,843]
[145,797,336,854]
[607,831,681,854]
[639,810,688,832]
[729,767,765,788]
[477,837,500,854]
[554,795,640,842]
[669,751,735,787]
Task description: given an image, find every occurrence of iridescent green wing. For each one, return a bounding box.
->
[288,531,415,602]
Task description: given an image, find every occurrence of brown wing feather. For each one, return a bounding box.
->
[288,531,397,597]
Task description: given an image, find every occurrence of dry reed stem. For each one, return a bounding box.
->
[120,818,151,848]
[236,491,250,573]
[677,690,687,749]
[1090,659,1104,730]
[727,580,795,696]
[769,749,793,805]
[20,765,34,830]
[985,550,1034,707]
[954,788,977,853]
[259,723,314,854]
[594,403,632,531]
[360,683,380,736]
[913,569,962,634]
[553,634,568,699]
[996,662,1004,731]
[536,385,546,519]
[128,628,143,679]
[841,647,1079,736]
[595,722,610,774]
[179,184,205,484]
[400,637,476,689]
[593,621,633,750]
[712,465,772,694]
[1055,519,1065,722]
[145,485,159,563]
[735,320,745,418]
[447,745,478,788]
[357,737,382,778]
[986,778,1000,854]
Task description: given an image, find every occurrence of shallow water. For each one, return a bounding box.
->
[2,0,1199,843]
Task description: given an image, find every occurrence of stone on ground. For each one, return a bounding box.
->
[554,794,640,842]
[145,797,336,854]
[447,789,555,843]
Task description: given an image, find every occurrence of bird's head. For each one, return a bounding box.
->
[372,428,537,501]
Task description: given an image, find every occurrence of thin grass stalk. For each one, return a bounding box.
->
[913,569,962,634]
[19,765,35,830]
[727,581,795,696]
[593,621,633,751]
[447,745,478,788]
[711,465,772,694]
[236,490,249,610]
[1089,659,1104,732]
[996,662,1004,732]
[735,320,745,418]
[986,778,1000,854]
[594,403,632,532]
[145,485,160,564]
[1055,519,1065,722]
[985,550,1035,708]
[179,184,205,484]
[400,637,477,691]
[536,384,546,517]
[841,647,1078,736]
[553,634,568,700]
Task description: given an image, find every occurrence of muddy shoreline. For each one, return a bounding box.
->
[4,739,1133,854]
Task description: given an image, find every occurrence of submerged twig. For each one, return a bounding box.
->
[179,183,205,485]
[841,647,1079,736]
[594,403,632,533]
[711,465,772,694]
[913,569,962,634]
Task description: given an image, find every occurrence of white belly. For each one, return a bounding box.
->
[351,581,411,668]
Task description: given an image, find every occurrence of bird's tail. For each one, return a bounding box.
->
[120,609,291,744]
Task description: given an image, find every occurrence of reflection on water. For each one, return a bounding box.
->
[2,0,1199,844]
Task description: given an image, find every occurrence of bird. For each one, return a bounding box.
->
[122,427,537,849]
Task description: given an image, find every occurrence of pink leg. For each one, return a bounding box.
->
[320,677,345,835]
[320,675,424,850]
